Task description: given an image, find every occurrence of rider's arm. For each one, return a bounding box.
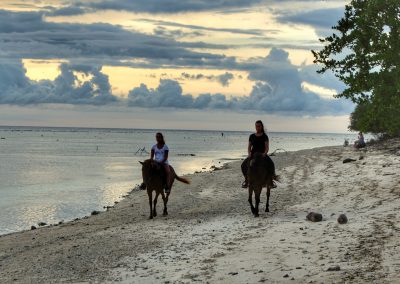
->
[150,148,155,160]
[264,140,269,156]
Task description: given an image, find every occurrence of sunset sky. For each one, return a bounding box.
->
[0,0,352,132]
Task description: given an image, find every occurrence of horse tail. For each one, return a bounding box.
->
[175,175,190,184]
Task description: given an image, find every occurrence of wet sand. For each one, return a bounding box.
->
[1,139,400,283]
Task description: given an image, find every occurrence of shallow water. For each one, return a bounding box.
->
[0,126,363,235]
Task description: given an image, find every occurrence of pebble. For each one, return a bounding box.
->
[343,158,356,163]
[337,214,348,224]
[327,265,341,271]
[228,272,238,275]
[306,212,322,222]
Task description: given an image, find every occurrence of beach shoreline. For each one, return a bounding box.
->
[1,140,399,283]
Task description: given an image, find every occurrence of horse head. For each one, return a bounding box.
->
[139,159,163,184]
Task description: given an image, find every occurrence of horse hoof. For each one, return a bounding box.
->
[163,211,168,216]
[149,216,153,220]
[254,213,259,217]
[265,208,269,212]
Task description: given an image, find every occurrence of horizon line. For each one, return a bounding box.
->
[0,124,354,135]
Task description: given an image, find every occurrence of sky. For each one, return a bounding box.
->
[0,0,353,132]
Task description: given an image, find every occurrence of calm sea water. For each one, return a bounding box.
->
[0,126,361,235]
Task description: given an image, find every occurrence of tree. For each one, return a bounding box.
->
[312,0,400,136]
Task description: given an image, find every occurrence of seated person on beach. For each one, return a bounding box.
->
[151,132,172,193]
[241,120,276,188]
[354,132,366,149]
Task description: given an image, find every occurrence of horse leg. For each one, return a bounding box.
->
[254,188,261,217]
[248,187,256,215]
[164,179,173,202]
[153,192,159,217]
[148,190,153,219]
[265,186,271,212]
[161,191,168,216]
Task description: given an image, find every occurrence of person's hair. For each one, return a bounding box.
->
[156,132,165,145]
[255,120,265,133]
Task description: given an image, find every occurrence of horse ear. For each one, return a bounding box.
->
[139,161,144,165]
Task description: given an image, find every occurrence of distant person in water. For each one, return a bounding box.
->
[151,132,172,193]
[241,120,277,188]
[354,132,366,149]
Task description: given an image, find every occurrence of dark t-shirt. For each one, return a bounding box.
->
[249,133,269,156]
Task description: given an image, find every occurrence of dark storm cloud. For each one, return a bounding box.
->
[0,10,230,64]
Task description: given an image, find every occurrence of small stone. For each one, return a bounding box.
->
[337,214,348,224]
[306,212,322,222]
[91,210,100,215]
[283,274,289,278]
[228,272,238,276]
[38,222,47,226]
[31,226,37,230]
[343,158,356,163]
[327,265,341,271]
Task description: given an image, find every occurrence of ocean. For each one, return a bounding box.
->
[0,126,361,235]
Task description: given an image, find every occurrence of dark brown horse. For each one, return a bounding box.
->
[139,159,190,219]
[247,153,279,217]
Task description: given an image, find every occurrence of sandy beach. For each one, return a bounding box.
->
[1,139,400,283]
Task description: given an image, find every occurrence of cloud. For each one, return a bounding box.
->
[126,48,353,115]
[1,47,352,116]
[138,18,276,36]
[277,7,345,37]
[0,60,118,105]
[216,72,234,86]
[0,10,231,66]
[71,0,265,14]
[181,72,234,86]
[153,26,204,39]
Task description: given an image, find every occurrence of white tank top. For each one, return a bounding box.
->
[152,144,169,164]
